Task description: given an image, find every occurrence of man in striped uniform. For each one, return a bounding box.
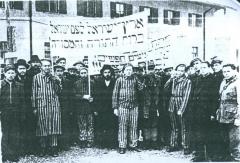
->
[32,59,62,157]
[73,67,94,148]
[112,63,144,154]
[165,64,191,154]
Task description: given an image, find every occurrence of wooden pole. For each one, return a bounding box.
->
[145,52,148,74]
[88,55,91,96]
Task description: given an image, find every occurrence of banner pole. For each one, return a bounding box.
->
[88,55,91,96]
[146,51,148,74]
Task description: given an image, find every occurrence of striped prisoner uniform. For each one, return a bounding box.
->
[165,76,191,149]
[73,78,94,143]
[112,75,143,148]
[32,73,61,146]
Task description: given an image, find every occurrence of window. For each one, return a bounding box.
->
[35,0,67,14]
[163,10,180,25]
[7,26,16,52]
[5,57,17,65]
[188,13,202,27]
[9,1,23,10]
[0,1,5,8]
[0,41,8,52]
[192,47,198,58]
[77,0,102,17]
[139,6,158,23]
[110,2,132,18]
[44,42,51,58]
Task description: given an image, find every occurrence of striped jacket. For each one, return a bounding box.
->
[166,76,191,114]
[112,75,143,109]
[32,73,61,136]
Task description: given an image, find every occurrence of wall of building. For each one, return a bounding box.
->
[0,1,239,68]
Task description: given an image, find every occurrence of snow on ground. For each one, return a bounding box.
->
[18,147,193,163]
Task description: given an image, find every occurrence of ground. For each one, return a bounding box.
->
[17,147,193,163]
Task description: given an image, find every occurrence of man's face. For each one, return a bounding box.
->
[103,69,111,80]
[41,61,51,74]
[83,60,88,66]
[69,70,76,76]
[175,66,185,77]
[200,63,209,75]
[165,68,173,76]
[31,61,41,69]
[193,60,201,71]
[212,63,222,73]
[55,68,64,77]
[124,66,133,77]
[4,70,16,81]
[223,66,236,79]
[187,66,195,75]
[58,60,66,68]
[17,65,27,76]
[75,64,84,71]
[80,69,88,78]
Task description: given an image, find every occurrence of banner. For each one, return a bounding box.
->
[49,11,149,71]
[121,34,171,67]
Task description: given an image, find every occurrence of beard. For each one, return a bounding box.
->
[19,74,26,78]
[104,75,111,81]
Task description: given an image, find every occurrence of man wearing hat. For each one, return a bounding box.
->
[159,66,174,147]
[93,65,118,148]
[54,65,75,150]
[207,58,225,160]
[15,59,29,83]
[189,58,202,75]
[0,64,25,162]
[73,61,87,72]
[140,65,162,150]
[27,55,41,77]
[32,58,62,157]
[56,58,66,68]
[63,66,79,144]
[14,59,37,156]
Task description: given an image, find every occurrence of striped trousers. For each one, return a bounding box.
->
[39,135,58,148]
[77,114,94,143]
[169,111,190,149]
[118,107,138,148]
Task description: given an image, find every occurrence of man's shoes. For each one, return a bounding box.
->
[191,156,206,162]
[129,147,141,152]
[50,147,58,157]
[39,148,47,157]
[8,157,19,162]
[183,148,191,155]
[118,148,126,154]
[86,142,94,148]
[166,147,179,152]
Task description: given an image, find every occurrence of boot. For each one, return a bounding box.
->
[50,147,58,157]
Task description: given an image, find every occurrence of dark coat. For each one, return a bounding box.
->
[211,71,224,116]
[190,74,215,125]
[93,77,118,132]
[0,80,25,159]
[93,77,116,114]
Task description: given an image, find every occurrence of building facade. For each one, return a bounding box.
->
[0,0,239,69]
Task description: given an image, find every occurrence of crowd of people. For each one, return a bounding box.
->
[0,55,239,162]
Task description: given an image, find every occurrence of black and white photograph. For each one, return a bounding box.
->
[0,0,240,162]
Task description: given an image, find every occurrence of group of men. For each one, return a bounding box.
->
[0,55,239,162]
